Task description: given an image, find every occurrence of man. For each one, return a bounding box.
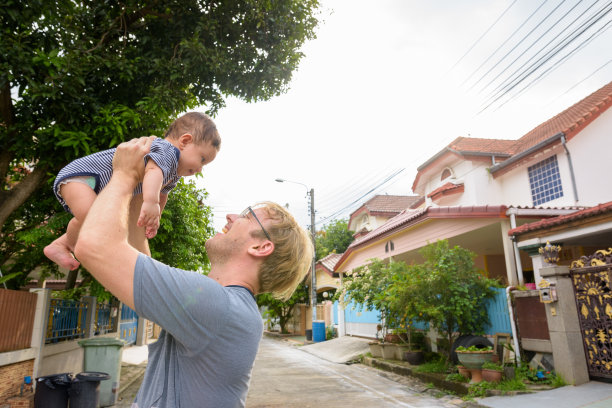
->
[74,137,313,407]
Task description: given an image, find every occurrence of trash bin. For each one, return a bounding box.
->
[312,320,326,342]
[305,329,312,341]
[34,373,72,408]
[79,338,125,407]
[69,372,111,408]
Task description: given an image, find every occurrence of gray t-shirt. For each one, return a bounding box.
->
[132,254,263,408]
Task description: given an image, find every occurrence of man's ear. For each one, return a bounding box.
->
[178,133,193,148]
[247,240,274,258]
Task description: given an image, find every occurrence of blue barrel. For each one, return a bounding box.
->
[312,320,326,342]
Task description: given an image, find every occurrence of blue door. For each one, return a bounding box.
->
[120,304,138,345]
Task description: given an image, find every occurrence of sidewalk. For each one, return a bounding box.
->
[119,343,149,398]
[280,335,612,408]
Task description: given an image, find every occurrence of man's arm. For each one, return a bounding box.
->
[74,137,155,309]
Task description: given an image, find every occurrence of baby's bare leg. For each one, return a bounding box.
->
[128,194,151,256]
[44,182,96,270]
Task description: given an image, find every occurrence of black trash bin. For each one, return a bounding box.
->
[34,373,72,408]
[305,329,312,341]
[69,372,111,408]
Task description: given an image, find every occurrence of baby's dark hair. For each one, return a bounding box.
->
[165,112,221,150]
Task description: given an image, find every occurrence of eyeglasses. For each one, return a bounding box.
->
[239,206,272,241]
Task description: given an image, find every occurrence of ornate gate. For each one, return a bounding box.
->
[570,248,612,380]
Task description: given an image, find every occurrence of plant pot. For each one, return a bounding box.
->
[457,365,471,378]
[482,368,503,383]
[368,342,383,358]
[456,351,494,370]
[468,368,483,384]
[380,343,397,360]
[403,350,424,365]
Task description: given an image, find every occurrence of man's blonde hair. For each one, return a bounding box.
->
[165,112,221,150]
[255,202,313,301]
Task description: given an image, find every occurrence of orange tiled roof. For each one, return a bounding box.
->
[427,182,464,200]
[508,201,612,237]
[352,195,421,217]
[448,137,517,155]
[513,80,612,153]
[317,253,343,272]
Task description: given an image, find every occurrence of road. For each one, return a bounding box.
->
[246,337,462,407]
[117,336,465,407]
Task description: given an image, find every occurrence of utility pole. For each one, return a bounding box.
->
[309,188,317,322]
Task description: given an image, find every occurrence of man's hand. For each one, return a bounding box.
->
[138,201,161,238]
[112,136,156,185]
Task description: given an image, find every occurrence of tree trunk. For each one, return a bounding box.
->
[65,268,79,290]
[0,165,49,227]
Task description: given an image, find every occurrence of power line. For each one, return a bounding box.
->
[480,1,612,112]
[551,58,612,101]
[463,0,550,88]
[477,0,578,96]
[450,0,518,71]
[315,168,405,226]
[494,20,612,111]
[484,0,607,105]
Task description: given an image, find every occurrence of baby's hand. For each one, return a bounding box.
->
[138,201,161,238]
[145,221,160,239]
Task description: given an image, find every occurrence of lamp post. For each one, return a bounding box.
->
[275,178,317,323]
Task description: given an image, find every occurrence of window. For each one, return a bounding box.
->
[528,155,563,206]
[441,168,452,181]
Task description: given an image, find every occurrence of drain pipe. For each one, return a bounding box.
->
[560,134,579,204]
[506,208,525,286]
[506,286,522,367]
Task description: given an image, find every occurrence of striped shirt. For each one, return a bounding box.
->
[54,138,180,214]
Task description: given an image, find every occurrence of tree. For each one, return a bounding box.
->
[315,218,353,260]
[409,240,499,361]
[257,282,308,334]
[149,178,215,272]
[0,0,321,229]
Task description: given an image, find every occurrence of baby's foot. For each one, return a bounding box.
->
[43,243,80,271]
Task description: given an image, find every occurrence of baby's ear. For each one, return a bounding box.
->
[179,133,193,146]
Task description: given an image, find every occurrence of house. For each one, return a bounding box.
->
[332,79,612,380]
[348,195,422,239]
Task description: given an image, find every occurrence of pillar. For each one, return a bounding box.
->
[539,265,589,385]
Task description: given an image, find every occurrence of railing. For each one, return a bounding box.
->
[0,289,38,352]
[45,298,88,343]
[95,302,112,335]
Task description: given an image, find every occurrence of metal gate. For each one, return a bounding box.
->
[570,248,612,380]
[119,304,138,345]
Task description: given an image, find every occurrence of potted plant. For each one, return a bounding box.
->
[455,345,494,383]
[457,365,471,379]
[481,361,503,383]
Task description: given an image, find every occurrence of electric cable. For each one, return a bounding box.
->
[463,0,550,88]
[450,0,519,71]
[484,0,608,104]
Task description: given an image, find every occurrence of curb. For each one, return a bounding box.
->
[119,364,147,395]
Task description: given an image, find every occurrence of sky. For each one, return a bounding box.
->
[193,0,612,232]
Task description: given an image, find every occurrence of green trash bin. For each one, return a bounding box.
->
[79,338,125,407]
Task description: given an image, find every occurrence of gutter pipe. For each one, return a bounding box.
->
[506,208,525,286]
[560,134,579,204]
[506,286,522,367]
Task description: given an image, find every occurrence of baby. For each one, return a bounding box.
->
[44,112,221,270]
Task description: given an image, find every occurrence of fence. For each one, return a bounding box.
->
[0,289,38,353]
[336,287,512,337]
[45,298,88,343]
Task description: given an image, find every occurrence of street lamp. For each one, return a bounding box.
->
[275,178,317,323]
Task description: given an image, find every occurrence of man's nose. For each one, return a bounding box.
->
[226,214,238,223]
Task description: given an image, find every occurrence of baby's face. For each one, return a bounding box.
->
[177,140,217,177]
